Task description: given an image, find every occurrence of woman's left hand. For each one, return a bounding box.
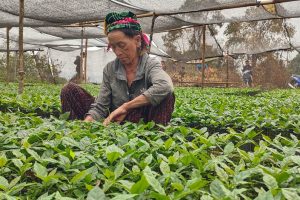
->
[103,104,128,126]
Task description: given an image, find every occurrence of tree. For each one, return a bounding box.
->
[161,0,223,62]
[224,5,295,87]
[0,52,66,84]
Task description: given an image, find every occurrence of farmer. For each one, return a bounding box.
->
[69,55,81,83]
[242,60,253,87]
[60,11,175,126]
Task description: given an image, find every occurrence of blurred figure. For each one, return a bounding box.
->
[242,60,253,87]
[69,55,81,83]
[179,66,185,84]
[288,74,300,88]
[74,56,81,76]
[161,60,167,71]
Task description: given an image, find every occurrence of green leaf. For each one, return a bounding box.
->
[171,182,184,191]
[59,112,70,120]
[86,186,106,200]
[164,138,174,149]
[200,195,213,200]
[144,154,153,165]
[282,188,300,200]
[130,175,149,194]
[143,166,165,195]
[224,142,234,155]
[54,191,77,200]
[160,161,170,175]
[9,176,21,189]
[114,161,124,180]
[62,137,79,147]
[0,193,18,200]
[290,156,300,165]
[33,162,48,178]
[237,149,250,160]
[111,194,137,200]
[181,154,192,166]
[0,176,9,191]
[59,155,70,168]
[104,169,114,179]
[187,177,208,191]
[106,145,124,163]
[254,190,274,200]
[275,172,290,184]
[103,179,114,192]
[215,165,229,183]
[37,192,55,200]
[0,153,8,167]
[263,174,278,190]
[233,168,257,185]
[150,192,170,200]
[27,149,41,161]
[12,159,23,169]
[244,127,256,139]
[70,169,88,184]
[210,179,230,199]
[179,126,189,135]
[69,149,75,160]
[132,165,140,174]
[118,180,134,191]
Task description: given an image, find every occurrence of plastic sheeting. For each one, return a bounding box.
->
[0,0,145,26]
[47,48,116,83]
[0,1,299,61]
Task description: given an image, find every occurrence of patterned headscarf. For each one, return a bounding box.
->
[104,11,150,48]
[104,11,141,34]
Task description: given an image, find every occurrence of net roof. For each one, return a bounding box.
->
[0,0,299,59]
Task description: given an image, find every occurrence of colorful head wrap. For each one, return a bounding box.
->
[104,11,141,34]
[104,11,150,48]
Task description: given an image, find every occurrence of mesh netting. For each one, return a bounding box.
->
[0,0,145,26]
[0,0,300,84]
[34,27,105,39]
[152,26,223,61]
[114,0,255,13]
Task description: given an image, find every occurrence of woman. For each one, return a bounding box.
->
[60,11,175,126]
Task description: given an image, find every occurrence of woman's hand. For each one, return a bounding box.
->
[103,95,150,126]
[103,104,128,126]
[84,115,95,122]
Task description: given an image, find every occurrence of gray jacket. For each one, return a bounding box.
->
[87,53,174,121]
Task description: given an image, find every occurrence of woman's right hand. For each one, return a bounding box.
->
[84,115,95,122]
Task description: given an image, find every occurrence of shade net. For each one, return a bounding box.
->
[152,26,223,61]
[0,0,300,83]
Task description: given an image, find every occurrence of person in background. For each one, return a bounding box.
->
[161,60,167,71]
[179,66,185,84]
[242,60,253,87]
[69,56,81,83]
[60,11,175,126]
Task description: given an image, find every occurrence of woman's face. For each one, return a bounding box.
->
[108,30,141,66]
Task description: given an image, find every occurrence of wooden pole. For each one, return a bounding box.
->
[47,49,56,84]
[148,13,157,52]
[13,52,17,81]
[226,51,229,88]
[84,38,88,83]
[79,27,84,83]
[18,0,24,94]
[6,27,11,82]
[201,25,206,88]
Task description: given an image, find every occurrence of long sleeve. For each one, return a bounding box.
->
[87,65,112,121]
[143,59,174,106]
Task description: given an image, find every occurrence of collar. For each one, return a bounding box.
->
[115,53,149,81]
